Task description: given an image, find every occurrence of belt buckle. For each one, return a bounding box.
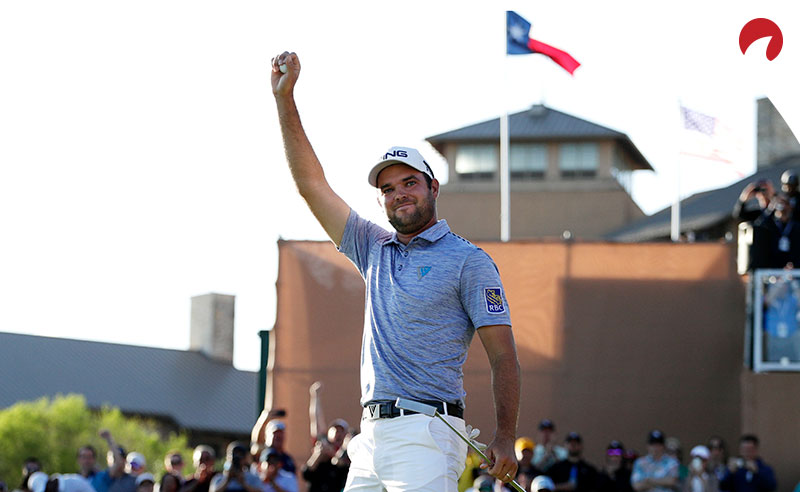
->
[364,403,386,420]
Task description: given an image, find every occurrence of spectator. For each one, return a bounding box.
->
[159,451,185,492]
[263,421,295,475]
[1,480,7,492]
[533,420,568,472]
[250,409,288,467]
[631,430,679,492]
[90,430,126,492]
[744,193,800,271]
[734,180,774,224]
[466,473,511,492]
[533,476,557,492]
[13,458,41,492]
[683,446,718,492]
[516,472,535,492]
[210,443,261,492]
[134,475,154,492]
[546,432,597,492]
[665,438,687,486]
[780,170,800,218]
[180,446,217,492]
[515,437,541,480]
[466,475,495,492]
[719,435,776,492]
[302,381,350,492]
[707,438,727,483]
[105,452,146,492]
[259,449,297,492]
[77,446,99,481]
[27,472,96,492]
[597,441,633,492]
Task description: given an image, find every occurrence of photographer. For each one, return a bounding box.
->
[209,443,261,492]
[683,446,718,492]
[259,449,297,492]
[719,435,775,492]
[734,180,775,223]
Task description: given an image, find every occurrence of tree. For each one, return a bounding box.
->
[0,394,192,488]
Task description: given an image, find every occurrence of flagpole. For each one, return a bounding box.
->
[500,111,510,242]
[671,100,682,242]
[500,14,510,243]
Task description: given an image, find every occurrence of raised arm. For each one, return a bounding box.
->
[477,324,520,484]
[271,51,351,246]
[309,381,326,441]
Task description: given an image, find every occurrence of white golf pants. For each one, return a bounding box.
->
[344,412,468,492]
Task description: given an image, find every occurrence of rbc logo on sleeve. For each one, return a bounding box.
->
[484,288,505,314]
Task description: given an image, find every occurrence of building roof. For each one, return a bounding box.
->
[606,154,800,242]
[426,104,653,171]
[0,332,257,435]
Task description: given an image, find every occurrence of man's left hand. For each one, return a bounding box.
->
[483,436,518,482]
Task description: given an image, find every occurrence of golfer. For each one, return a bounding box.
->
[271,51,520,492]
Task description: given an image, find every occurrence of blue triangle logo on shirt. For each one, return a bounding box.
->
[418,266,432,279]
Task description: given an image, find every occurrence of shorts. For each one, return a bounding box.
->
[343,412,468,492]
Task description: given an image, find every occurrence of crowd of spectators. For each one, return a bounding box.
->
[1,405,790,492]
[463,420,781,492]
[735,170,800,272]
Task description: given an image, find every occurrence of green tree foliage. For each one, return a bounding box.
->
[0,395,193,488]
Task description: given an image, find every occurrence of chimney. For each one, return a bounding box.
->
[757,97,800,169]
[190,293,235,363]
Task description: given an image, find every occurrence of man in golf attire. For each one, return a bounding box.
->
[271,51,520,492]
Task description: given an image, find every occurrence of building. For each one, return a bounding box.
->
[267,238,800,492]
[425,104,653,240]
[607,97,800,243]
[0,293,257,449]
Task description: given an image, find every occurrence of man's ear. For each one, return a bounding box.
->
[431,178,440,199]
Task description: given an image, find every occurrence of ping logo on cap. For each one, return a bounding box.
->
[383,150,409,160]
[484,288,505,313]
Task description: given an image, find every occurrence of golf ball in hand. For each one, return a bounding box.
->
[279,64,287,73]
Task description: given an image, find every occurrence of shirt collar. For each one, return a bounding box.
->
[385,219,451,246]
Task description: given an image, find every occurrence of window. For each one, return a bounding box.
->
[611,146,633,193]
[510,143,547,179]
[455,144,496,179]
[752,270,800,372]
[559,143,598,178]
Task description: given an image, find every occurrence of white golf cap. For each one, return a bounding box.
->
[690,445,710,459]
[531,475,555,492]
[27,472,49,492]
[368,146,434,187]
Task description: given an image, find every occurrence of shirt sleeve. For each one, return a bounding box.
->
[459,249,512,329]
[631,459,644,485]
[337,209,390,277]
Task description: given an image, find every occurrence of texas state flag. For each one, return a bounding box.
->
[507,11,581,75]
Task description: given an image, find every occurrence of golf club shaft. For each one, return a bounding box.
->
[433,413,525,492]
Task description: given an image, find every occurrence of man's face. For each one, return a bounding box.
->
[137,482,154,492]
[517,448,533,463]
[377,164,438,235]
[269,429,285,450]
[647,443,665,457]
[78,449,96,472]
[708,440,724,461]
[566,439,582,457]
[539,428,554,444]
[739,440,758,461]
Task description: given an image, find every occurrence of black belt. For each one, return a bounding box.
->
[363,400,463,420]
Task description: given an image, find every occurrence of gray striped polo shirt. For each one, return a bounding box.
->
[338,209,512,407]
